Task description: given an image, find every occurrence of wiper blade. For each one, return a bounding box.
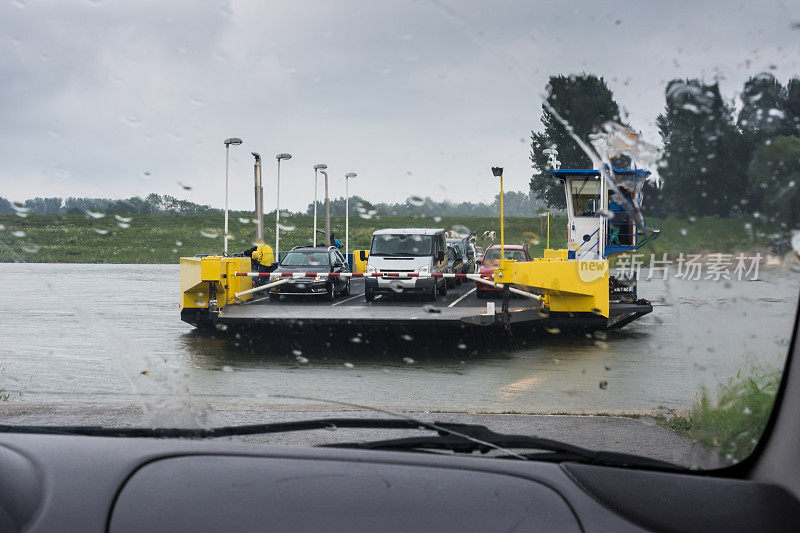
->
[0,418,430,439]
[320,422,685,471]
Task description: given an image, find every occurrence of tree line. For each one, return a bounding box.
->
[530,72,800,227]
[1,189,546,218]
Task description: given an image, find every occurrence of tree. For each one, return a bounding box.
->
[781,77,800,137]
[656,79,748,217]
[747,136,800,228]
[738,73,785,142]
[529,74,624,209]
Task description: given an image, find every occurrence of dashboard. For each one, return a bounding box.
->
[1,432,798,532]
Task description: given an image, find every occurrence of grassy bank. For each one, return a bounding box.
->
[0,213,772,264]
[657,365,781,463]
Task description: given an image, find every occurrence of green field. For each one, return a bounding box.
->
[0,213,774,264]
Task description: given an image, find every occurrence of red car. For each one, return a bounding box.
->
[475,244,531,298]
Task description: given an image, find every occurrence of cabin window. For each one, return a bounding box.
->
[570,178,600,216]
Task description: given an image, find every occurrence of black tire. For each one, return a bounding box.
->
[341,279,350,296]
[440,277,447,296]
[476,290,485,299]
[426,281,438,302]
[365,289,375,302]
[447,277,456,289]
[325,283,335,302]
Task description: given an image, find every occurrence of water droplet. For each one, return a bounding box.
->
[457,343,467,350]
[389,280,404,293]
[599,380,608,390]
[85,209,105,219]
[175,240,183,246]
[450,225,470,237]
[680,228,688,236]
[545,327,560,334]
[215,323,228,331]
[742,407,752,415]
[222,365,233,372]
[407,195,425,207]
[21,243,39,253]
[296,356,309,365]
[238,217,250,224]
[177,181,192,190]
[93,228,109,235]
[422,305,441,314]
[343,362,354,369]
[350,336,362,343]
[117,222,130,229]
[594,340,609,350]
[190,97,206,106]
[401,334,414,341]
[201,228,219,238]
[11,230,25,238]
[433,216,442,222]
[402,357,415,364]
[121,114,144,127]
[115,215,132,222]
[593,330,607,341]
[277,223,296,231]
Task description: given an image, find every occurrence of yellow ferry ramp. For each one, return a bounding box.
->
[496,257,609,318]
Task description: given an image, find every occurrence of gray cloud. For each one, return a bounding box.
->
[1,0,798,211]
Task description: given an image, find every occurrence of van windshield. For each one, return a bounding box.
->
[370,234,433,256]
[281,252,330,266]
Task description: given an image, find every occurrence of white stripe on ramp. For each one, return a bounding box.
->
[448,287,476,308]
[331,294,363,307]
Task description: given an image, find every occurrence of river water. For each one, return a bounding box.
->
[0,263,797,424]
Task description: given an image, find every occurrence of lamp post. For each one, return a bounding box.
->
[491,167,504,260]
[313,164,327,247]
[223,137,243,255]
[275,153,292,257]
[344,172,356,258]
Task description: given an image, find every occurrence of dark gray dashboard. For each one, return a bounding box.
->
[1,433,799,532]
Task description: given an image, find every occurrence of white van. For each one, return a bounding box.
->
[364,228,448,301]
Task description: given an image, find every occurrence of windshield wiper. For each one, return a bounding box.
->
[0,418,683,470]
[320,422,685,470]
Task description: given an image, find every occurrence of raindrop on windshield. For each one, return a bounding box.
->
[117,222,130,229]
[277,223,296,231]
[389,280,404,293]
[599,381,608,390]
[12,230,25,238]
[350,336,362,344]
[401,334,414,341]
[545,327,561,334]
[85,209,105,219]
[402,357,415,364]
[238,217,250,224]
[296,356,309,365]
[343,362,354,369]
[115,215,131,222]
[222,365,233,372]
[201,228,219,238]
[407,195,425,207]
[451,224,470,237]
[422,305,441,314]
[93,228,109,235]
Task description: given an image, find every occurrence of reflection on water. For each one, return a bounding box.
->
[0,263,796,413]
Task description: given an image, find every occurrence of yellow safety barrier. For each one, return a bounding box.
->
[179,255,252,310]
[352,249,369,274]
[496,258,609,317]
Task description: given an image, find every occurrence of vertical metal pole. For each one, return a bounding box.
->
[323,171,330,246]
[275,159,281,257]
[500,173,504,261]
[547,211,550,250]
[252,153,263,243]
[313,170,318,247]
[224,144,229,256]
[345,177,349,256]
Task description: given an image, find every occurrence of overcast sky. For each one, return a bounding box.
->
[1,0,798,211]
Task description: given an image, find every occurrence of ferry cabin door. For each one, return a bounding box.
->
[565,176,604,259]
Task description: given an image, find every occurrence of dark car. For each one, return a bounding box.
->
[475,244,531,298]
[269,246,350,302]
[445,245,464,288]
[446,237,473,283]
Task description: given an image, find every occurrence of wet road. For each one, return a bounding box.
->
[0,263,797,422]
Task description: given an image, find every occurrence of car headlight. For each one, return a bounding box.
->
[314,275,322,281]
[418,264,430,273]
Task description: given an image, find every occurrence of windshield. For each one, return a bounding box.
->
[370,234,433,256]
[1,1,798,473]
[281,251,330,266]
[483,248,527,262]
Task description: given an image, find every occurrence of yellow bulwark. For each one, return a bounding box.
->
[180,255,252,311]
[496,250,609,318]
